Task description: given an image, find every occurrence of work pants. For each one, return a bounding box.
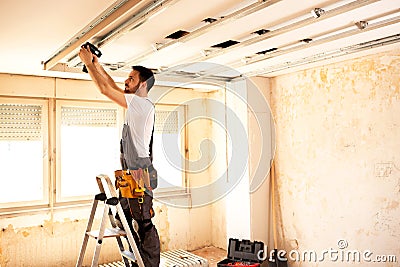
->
[119,195,160,267]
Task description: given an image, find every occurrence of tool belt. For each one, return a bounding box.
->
[114,168,152,202]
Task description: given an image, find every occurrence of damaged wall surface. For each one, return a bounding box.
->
[0,203,211,266]
[271,49,400,266]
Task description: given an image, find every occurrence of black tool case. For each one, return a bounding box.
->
[218,238,265,267]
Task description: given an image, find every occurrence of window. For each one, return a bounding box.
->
[56,101,121,202]
[153,105,186,190]
[0,96,187,211]
[0,98,48,208]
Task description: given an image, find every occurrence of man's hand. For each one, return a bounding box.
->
[78,45,96,66]
[77,44,127,108]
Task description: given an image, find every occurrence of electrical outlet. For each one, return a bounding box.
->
[374,162,393,178]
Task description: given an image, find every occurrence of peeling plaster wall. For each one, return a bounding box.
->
[0,218,120,266]
[152,202,211,252]
[0,203,211,266]
[271,49,400,266]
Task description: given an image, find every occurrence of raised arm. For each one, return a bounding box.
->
[79,45,127,108]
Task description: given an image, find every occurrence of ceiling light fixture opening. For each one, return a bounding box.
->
[211,40,240,49]
[202,17,218,23]
[165,30,190,40]
[301,38,313,43]
[252,29,270,35]
[256,47,278,55]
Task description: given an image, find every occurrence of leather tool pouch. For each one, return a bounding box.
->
[115,169,145,198]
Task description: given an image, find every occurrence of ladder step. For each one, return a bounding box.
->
[87,228,126,239]
[121,250,136,262]
[76,175,144,267]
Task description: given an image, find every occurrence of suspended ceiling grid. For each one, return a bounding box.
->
[0,0,399,82]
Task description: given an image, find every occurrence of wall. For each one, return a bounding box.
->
[209,77,274,250]
[0,73,212,266]
[247,76,274,249]
[206,80,252,245]
[271,49,400,266]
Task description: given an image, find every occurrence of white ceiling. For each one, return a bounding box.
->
[0,0,399,83]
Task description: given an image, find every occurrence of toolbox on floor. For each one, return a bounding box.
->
[217,238,264,267]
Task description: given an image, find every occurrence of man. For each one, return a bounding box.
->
[79,44,160,267]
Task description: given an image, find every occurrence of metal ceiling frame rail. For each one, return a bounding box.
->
[231,10,400,68]
[66,0,181,68]
[245,33,400,76]
[155,69,227,83]
[117,0,284,70]
[173,0,381,66]
[155,62,237,82]
[43,0,142,71]
[174,14,400,81]
[156,11,400,82]
[97,0,181,48]
[153,0,382,82]
[157,70,235,82]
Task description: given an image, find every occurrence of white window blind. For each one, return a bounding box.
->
[153,107,185,189]
[155,110,178,134]
[59,105,119,200]
[0,104,42,140]
[61,107,117,127]
[0,103,45,204]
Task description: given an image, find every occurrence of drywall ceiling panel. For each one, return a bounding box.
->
[0,0,116,74]
[238,22,400,77]
[204,4,400,68]
[98,0,245,64]
[0,0,399,79]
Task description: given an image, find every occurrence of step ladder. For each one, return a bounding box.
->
[76,174,144,267]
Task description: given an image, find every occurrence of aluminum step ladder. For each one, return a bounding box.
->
[76,174,144,267]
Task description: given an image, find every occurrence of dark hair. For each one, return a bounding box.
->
[131,65,155,92]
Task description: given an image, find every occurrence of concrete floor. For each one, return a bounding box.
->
[191,246,227,267]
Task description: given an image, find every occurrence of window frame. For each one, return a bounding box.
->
[0,97,190,214]
[152,103,188,194]
[55,100,124,203]
[0,97,49,209]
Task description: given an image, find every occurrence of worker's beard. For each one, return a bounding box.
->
[124,84,139,94]
[124,88,134,94]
